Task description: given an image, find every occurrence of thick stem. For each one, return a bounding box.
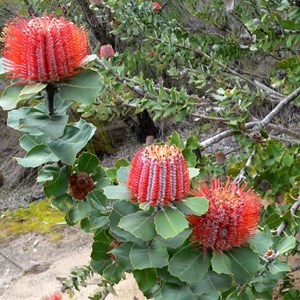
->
[45,83,56,116]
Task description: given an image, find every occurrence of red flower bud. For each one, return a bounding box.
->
[152,2,161,11]
[128,144,190,206]
[188,178,261,252]
[68,172,94,200]
[2,14,89,83]
[99,44,115,59]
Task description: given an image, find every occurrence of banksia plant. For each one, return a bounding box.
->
[128,144,190,206]
[99,44,115,59]
[68,172,95,200]
[2,14,89,83]
[152,2,161,11]
[41,292,62,300]
[188,178,261,252]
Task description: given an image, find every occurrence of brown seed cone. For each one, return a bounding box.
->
[68,172,94,200]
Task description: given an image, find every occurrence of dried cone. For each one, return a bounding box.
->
[152,2,161,11]
[128,144,190,206]
[188,178,261,252]
[41,292,62,300]
[68,172,94,200]
[99,44,115,59]
[2,14,89,83]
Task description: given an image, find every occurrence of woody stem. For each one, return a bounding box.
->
[45,82,56,116]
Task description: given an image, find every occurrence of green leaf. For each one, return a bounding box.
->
[109,242,133,271]
[103,183,130,200]
[77,152,100,174]
[156,228,191,249]
[68,201,92,222]
[154,208,188,239]
[168,245,211,283]
[248,231,273,254]
[42,165,68,197]
[160,283,196,300]
[48,119,96,165]
[130,240,169,269]
[19,134,50,152]
[59,69,103,105]
[188,167,199,179]
[16,144,59,168]
[133,269,157,292]
[175,197,208,216]
[276,236,296,254]
[19,83,47,99]
[118,211,156,241]
[268,261,290,274]
[86,189,110,212]
[51,193,74,212]
[0,84,24,110]
[182,148,197,167]
[117,166,131,183]
[211,252,232,275]
[19,113,69,139]
[168,131,185,149]
[226,247,259,283]
[102,264,123,284]
[265,213,281,229]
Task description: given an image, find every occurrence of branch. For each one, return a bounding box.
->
[267,123,300,140]
[233,149,256,184]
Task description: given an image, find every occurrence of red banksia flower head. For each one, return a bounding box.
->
[128,143,190,206]
[188,178,261,252]
[2,14,89,83]
[152,2,161,11]
[68,172,94,200]
[99,44,115,59]
[41,292,62,300]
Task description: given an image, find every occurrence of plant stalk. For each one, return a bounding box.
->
[45,83,56,116]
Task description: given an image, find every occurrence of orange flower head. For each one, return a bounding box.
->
[41,292,62,300]
[188,178,261,252]
[68,172,94,200]
[128,144,190,206]
[152,2,161,11]
[99,44,115,59]
[2,14,90,83]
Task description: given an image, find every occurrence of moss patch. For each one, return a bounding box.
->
[0,199,65,241]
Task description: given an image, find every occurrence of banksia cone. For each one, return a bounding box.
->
[188,178,261,252]
[41,292,62,300]
[99,44,115,59]
[68,172,94,200]
[2,14,89,83]
[128,144,190,206]
[152,2,161,11]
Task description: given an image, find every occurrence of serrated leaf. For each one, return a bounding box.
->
[188,167,199,179]
[68,201,92,222]
[59,69,103,104]
[51,193,74,212]
[156,228,191,249]
[211,252,232,275]
[175,197,208,216]
[19,134,50,152]
[133,269,157,292]
[103,183,130,200]
[276,236,296,254]
[0,84,24,110]
[19,83,47,98]
[226,247,259,283]
[110,242,133,271]
[168,131,185,149]
[117,166,130,183]
[160,283,196,300]
[154,208,188,239]
[130,240,169,269]
[102,264,123,284]
[168,245,211,283]
[268,261,290,274]
[248,232,273,254]
[182,148,197,167]
[118,211,156,241]
[77,152,100,174]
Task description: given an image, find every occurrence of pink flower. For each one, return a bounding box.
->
[152,2,161,11]
[128,144,191,206]
[2,14,89,83]
[99,44,115,59]
[188,178,261,252]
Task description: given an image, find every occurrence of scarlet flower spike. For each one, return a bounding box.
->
[128,144,190,207]
[41,292,62,300]
[2,14,90,83]
[99,44,115,59]
[188,177,261,252]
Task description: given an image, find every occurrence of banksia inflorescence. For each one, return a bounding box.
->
[68,172,94,200]
[99,44,115,59]
[128,144,190,206]
[152,2,161,11]
[188,178,261,252]
[41,292,62,300]
[2,14,89,83]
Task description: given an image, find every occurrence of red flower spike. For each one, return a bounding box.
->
[41,292,62,300]
[152,2,161,11]
[128,144,191,207]
[2,14,89,83]
[188,178,261,252]
[99,44,115,59]
[68,172,94,200]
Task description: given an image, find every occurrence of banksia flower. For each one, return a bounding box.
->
[152,2,161,11]
[188,178,261,252]
[2,14,89,83]
[128,144,190,206]
[41,292,62,300]
[99,44,115,59]
[68,172,94,200]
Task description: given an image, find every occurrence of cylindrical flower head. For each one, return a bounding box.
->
[188,178,261,252]
[128,144,191,206]
[99,44,115,59]
[2,14,90,83]
[152,2,161,11]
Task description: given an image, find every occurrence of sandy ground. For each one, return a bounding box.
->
[0,226,146,300]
